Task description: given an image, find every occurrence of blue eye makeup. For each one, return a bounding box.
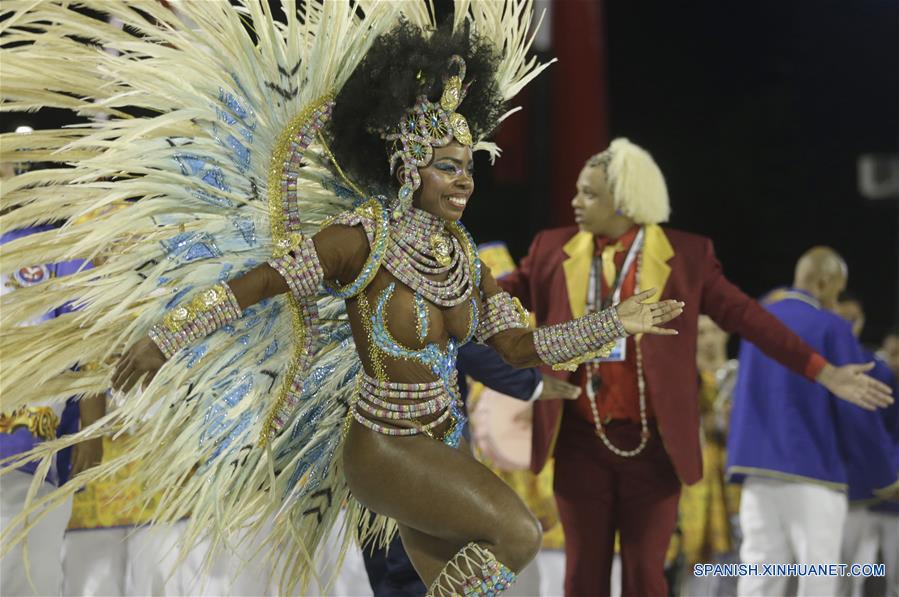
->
[435,162,474,177]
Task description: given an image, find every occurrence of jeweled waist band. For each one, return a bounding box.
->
[360,374,454,402]
[358,373,451,415]
[354,372,455,436]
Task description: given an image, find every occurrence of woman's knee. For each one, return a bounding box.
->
[494,511,542,572]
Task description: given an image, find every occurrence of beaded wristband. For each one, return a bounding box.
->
[268,234,324,300]
[476,291,530,342]
[533,306,627,372]
[149,282,242,359]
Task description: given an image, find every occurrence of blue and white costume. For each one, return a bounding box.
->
[727,289,898,597]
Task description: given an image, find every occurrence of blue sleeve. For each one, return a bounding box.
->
[55,398,81,486]
[872,360,899,473]
[456,343,541,401]
[52,259,90,317]
[872,359,899,440]
[830,324,898,494]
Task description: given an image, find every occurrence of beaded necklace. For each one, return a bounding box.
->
[585,245,650,458]
[383,208,474,307]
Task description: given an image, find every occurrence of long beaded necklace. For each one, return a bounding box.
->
[586,239,650,458]
[384,208,473,307]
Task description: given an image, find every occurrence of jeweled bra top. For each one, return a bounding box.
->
[326,200,481,447]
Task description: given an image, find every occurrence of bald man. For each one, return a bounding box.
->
[726,248,899,597]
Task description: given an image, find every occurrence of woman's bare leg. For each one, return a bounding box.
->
[343,422,541,589]
[397,524,458,583]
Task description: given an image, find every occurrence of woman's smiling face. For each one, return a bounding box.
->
[411,141,474,221]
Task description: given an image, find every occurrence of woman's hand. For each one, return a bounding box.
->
[112,336,167,393]
[71,437,104,477]
[537,375,582,401]
[616,288,684,336]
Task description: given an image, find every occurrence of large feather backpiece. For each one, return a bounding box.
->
[0,0,549,590]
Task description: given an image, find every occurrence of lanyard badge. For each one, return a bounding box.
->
[587,228,645,365]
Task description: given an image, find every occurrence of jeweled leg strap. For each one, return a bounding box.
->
[427,542,516,597]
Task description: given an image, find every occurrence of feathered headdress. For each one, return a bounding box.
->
[0,0,549,590]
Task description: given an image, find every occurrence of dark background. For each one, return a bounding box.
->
[5,0,897,345]
[461,0,899,347]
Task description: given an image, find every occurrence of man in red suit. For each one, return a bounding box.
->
[498,138,893,596]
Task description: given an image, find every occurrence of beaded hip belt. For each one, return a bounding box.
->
[0,407,60,442]
[353,372,458,437]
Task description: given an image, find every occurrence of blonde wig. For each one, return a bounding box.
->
[590,138,671,225]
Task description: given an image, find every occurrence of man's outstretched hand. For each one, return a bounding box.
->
[817,362,894,410]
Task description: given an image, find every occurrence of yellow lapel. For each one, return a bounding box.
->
[640,224,674,303]
[563,226,673,321]
[562,231,594,319]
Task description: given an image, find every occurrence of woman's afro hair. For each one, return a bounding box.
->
[327,19,506,194]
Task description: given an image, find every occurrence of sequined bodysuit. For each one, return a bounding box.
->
[333,202,484,447]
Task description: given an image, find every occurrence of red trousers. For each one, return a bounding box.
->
[553,413,681,597]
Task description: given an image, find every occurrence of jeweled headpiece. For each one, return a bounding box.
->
[379,55,473,220]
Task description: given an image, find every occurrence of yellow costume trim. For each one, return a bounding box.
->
[726,465,847,492]
[562,231,593,320]
[872,478,899,498]
[0,407,59,442]
[478,242,517,278]
[640,224,673,305]
[763,289,820,309]
[261,96,335,444]
[561,225,673,311]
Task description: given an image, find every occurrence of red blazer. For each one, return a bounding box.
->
[499,225,825,485]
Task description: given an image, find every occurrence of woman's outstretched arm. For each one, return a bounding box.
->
[111,224,369,392]
[476,264,684,370]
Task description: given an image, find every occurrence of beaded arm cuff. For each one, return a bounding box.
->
[322,199,389,299]
[533,306,628,372]
[148,283,242,359]
[476,291,530,342]
[268,234,324,300]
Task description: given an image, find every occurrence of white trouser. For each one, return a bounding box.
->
[65,521,215,596]
[840,507,899,597]
[125,521,207,596]
[502,558,541,597]
[536,549,566,597]
[63,527,128,596]
[309,510,372,596]
[738,476,847,597]
[0,470,73,597]
[199,521,276,596]
[64,522,278,597]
